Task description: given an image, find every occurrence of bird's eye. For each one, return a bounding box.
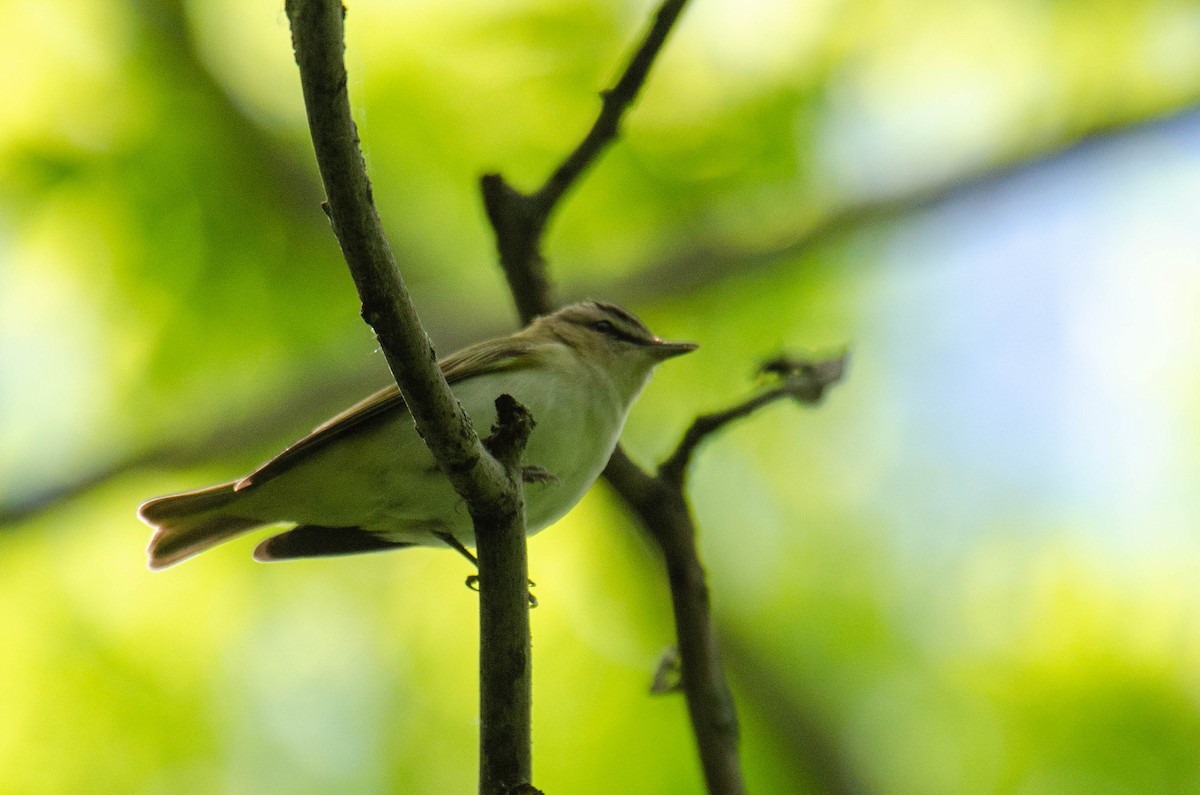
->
[591,319,616,335]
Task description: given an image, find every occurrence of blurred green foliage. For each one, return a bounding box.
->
[4,0,1200,792]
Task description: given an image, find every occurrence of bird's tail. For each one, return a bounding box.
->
[140,482,263,570]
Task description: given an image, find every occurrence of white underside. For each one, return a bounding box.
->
[232,344,644,546]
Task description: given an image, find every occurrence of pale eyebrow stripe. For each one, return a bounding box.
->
[567,305,653,345]
[593,301,650,335]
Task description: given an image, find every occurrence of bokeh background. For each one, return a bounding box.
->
[4,0,1200,792]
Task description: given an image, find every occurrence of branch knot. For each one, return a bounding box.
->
[484,394,535,474]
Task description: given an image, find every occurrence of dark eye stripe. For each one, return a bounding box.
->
[562,301,656,344]
[592,319,649,345]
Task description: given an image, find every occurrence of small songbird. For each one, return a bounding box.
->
[140,301,696,570]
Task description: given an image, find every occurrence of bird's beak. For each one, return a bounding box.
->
[648,338,699,360]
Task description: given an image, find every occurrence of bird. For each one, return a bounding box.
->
[139,301,697,570]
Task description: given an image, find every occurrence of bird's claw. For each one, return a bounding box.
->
[463,574,538,608]
[521,465,558,485]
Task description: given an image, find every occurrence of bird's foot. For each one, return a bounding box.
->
[521,465,558,485]
[465,574,538,608]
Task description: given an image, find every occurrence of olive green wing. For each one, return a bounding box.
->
[235,338,539,490]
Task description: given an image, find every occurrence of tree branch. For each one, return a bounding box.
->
[481,0,691,325]
[286,0,487,486]
[596,355,851,793]
[601,446,745,791]
[531,0,690,217]
[659,354,848,487]
[477,395,536,794]
[474,1,760,792]
[283,2,533,791]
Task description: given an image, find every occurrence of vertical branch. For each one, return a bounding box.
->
[283,2,534,791]
[476,2,753,793]
[477,396,536,792]
[603,451,746,792]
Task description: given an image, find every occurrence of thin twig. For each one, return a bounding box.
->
[531,0,690,217]
[604,355,848,792]
[481,0,691,326]
[284,2,533,791]
[660,354,849,487]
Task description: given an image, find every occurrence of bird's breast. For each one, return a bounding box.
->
[454,358,627,532]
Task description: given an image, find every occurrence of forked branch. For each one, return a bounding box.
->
[475,1,762,793]
[481,0,691,326]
